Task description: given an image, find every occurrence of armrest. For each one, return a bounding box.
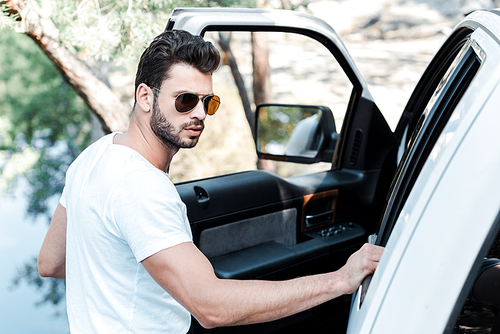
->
[210,222,366,279]
[210,239,329,279]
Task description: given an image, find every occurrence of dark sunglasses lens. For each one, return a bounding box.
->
[204,95,220,115]
[175,93,199,113]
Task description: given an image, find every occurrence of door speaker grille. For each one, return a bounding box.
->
[349,129,363,166]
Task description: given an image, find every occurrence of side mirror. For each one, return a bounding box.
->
[255,103,338,164]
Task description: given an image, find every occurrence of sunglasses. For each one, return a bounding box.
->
[152,87,220,116]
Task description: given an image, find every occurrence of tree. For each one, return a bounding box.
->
[0,27,91,217]
[1,0,308,312]
[0,26,91,308]
[1,0,262,132]
[0,0,260,310]
[1,0,161,133]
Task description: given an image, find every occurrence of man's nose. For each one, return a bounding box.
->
[190,100,207,120]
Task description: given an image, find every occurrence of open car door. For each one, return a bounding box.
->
[347,10,500,333]
[167,8,397,333]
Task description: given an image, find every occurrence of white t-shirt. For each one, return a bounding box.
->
[60,133,193,334]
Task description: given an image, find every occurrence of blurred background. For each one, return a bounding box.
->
[0,0,496,332]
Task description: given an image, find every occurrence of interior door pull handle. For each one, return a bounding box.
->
[194,186,210,209]
[305,210,333,228]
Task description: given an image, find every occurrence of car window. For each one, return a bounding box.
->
[207,31,353,131]
[170,31,354,182]
[376,37,481,246]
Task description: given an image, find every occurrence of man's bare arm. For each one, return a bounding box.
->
[142,242,383,329]
[38,203,67,279]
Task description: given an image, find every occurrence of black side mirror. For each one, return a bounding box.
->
[255,103,338,164]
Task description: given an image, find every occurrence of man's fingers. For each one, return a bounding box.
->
[357,244,385,277]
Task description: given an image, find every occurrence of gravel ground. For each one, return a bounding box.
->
[343,35,446,129]
[308,0,461,129]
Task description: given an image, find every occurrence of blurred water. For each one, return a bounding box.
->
[0,180,69,333]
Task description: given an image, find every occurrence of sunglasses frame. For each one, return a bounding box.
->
[151,87,220,116]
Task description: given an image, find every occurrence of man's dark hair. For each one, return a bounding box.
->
[134,30,221,97]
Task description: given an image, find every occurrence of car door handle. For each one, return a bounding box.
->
[194,186,210,209]
[305,210,334,228]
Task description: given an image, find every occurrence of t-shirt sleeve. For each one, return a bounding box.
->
[59,158,78,209]
[59,186,67,208]
[60,154,78,210]
[107,169,192,263]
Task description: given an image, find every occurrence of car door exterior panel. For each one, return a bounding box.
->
[367,72,500,334]
[348,12,500,333]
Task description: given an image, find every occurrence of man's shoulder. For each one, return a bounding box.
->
[69,133,176,197]
[71,133,116,165]
[66,133,116,177]
[108,151,175,195]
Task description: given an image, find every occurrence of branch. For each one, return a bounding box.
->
[4,0,130,133]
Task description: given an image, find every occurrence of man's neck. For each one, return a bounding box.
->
[113,123,176,174]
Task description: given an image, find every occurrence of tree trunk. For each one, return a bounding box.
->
[251,32,271,106]
[251,32,277,172]
[4,0,130,133]
[218,32,255,139]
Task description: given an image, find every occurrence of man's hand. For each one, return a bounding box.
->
[337,243,384,294]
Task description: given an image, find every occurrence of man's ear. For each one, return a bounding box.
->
[136,83,153,113]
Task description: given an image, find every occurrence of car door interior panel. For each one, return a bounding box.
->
[176,169,384,282]
[178,170,370,333]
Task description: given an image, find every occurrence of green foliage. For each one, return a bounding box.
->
[4,80,85,146]
[43,0,257,65]
[0,30,91,149]
[0,28,91,217]
[0,27,89,311]
[0,3,20,29]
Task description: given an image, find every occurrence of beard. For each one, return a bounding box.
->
[150,100,204,151]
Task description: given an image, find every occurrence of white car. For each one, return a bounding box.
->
[168,8,500,334]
